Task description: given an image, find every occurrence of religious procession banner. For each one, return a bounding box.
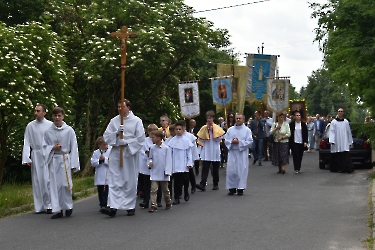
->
[211,77,233,111]
[217,64,248,113]
[266,78,290,114]
[246,54,278,103]
[178,81,200,118]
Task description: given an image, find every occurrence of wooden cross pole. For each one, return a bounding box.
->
[110,26,137,167]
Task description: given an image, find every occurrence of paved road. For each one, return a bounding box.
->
[0,151,371,250]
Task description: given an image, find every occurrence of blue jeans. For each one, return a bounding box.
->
[252,138,263,163]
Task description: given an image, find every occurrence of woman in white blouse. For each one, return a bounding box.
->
[288,112,308,174]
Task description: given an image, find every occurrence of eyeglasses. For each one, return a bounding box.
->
[338,111,344,112]
[236,118,242,120]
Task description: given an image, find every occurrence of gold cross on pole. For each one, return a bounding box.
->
[110,26,137,167]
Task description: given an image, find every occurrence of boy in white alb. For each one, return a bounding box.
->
[91,136,111,212]
[167,121,193,205]
[148,130,172,212]
[43,107,80,219]
[138,124,160,209]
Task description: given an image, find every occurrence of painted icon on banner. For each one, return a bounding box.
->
[184,88,193,103]
[272,81,286,101]
[218,84,227,99]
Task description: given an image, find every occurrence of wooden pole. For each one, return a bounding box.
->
[110,26,137,167]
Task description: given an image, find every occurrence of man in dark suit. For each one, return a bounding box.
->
[313,114,325,150]
[250,111,265,166]
[189,119,200,178]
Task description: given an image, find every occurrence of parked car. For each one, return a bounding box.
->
[319,123,372,169]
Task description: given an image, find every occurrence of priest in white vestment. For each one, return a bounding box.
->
[43,107,80,219]
[22,104,53,213]
[329,108,354,173]
[102,100,145,217]
[224,113,253,195]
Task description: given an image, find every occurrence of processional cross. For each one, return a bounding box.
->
[110,26,137,167]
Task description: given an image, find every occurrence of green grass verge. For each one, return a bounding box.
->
[0,176,96,219]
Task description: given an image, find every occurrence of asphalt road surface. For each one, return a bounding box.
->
[0,151,371,250]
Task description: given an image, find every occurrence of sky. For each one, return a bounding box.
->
[184,0,326,92]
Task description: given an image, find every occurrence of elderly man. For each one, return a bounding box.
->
[224,113,253,195]
[329,108,354,173]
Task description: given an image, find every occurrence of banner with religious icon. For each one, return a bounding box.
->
[178,81,200,118]
[217,63,248,113]
[211,77,233,109]
[246,54,278,103]
[266,77,290,113]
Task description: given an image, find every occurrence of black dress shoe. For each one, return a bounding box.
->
[102,208,117,217]
[237,189,244,196]
[191,188,196,194]
[184,195,190,201]
[228,188,236,195]
[252,159,257,165]
[195,184,206,191]
[51,210,63,219]
[46,209,52,214]
[127,209,135,216]
[195,170,199,176]
[212,186,219,190]
[259,162,262,166]
[65,209,73,217]
[139,202,149,208]
[172,199,180,205]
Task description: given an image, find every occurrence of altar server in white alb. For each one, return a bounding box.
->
[102,100,145,217]
[90,136,111,212]
[22,104,53,214]
[147,130,173,212]
[43,107,80,219]
[168,121,194,205]
[329,108,354,173]
[224,113,253,196]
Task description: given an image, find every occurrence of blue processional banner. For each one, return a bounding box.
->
[211,77,232,107]
[246,54,278,101]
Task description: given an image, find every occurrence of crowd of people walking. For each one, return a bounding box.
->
[22,101,355,219]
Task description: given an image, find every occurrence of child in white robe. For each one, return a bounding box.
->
[167,121,193,205]
[148,130,172,212]
[91,136,111,212]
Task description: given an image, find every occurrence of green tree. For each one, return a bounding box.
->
[40,0,231,174]
[310,0,375,114]
[302,69,355,117]
[0,21,72,185]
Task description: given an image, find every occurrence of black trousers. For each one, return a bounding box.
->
[331,151,353,172]
[97,185,108,208]
[189,167,196,188]
[194,160,200,174]
[200,161,219,187]
[173,172,189,199]
[291,143,304,171]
